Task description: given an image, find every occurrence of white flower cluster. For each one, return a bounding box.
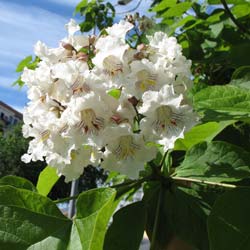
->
[21,19,198,181]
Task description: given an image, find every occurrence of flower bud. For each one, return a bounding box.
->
[61,42,75,51]
[128,96,139,106]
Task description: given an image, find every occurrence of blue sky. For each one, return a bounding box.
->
[0,0,152,112]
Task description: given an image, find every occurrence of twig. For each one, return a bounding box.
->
[150,186,163,250]
[116,0,143,15]
[54,174,154,204]
[220,0,250,35]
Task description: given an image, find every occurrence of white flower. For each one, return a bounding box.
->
[106,20,133,38]
[51,60,88,86]
[48,145,101,182]
[34,41,66,63]
[65,19,80,36]
[139,85,198,151]
[93,20,133,73]
[21,19,198,181]
[101,124,157,179]
[148,32,182,61]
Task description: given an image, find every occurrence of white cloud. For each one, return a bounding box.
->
[0,76,16,89]
[47,0,80,7]
[0,76,27,92]
[0,1,68,66]
[0,1,69,109]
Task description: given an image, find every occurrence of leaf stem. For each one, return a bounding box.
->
[54,175,154,204]
[173,176,237,188]
[150,186,163,250]
[111,175,153,189]
[220,0,250,35]
[54,194,79,204]
[159,151,168,169]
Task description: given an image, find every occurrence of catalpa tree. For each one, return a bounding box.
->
[1,0,250,249]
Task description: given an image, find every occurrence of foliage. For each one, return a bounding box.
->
[74,0,115,32]
[13,56,40,87]
[0,123,45,182]
[2,0,250,250]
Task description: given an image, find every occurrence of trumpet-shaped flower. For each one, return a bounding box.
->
[139,85,198,151]
[21,19,198,181]
[101,124,156,178]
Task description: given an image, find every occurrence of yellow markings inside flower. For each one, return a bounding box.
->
[103,55,123,75]
[70,150,77,160]
[136,70,156,91]
[154,105,177,132]
[77,108,104,134]
[114,135,140,160]
[40,130,50,142]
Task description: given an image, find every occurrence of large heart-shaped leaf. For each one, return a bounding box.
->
[104,201,146,250]
[175,141,250,183]
[74,188,117,250]
[174,121,233,151]
[0,185,71,250]
[0,186,117,250]
[0,175,37,192]
[194,85,250,121]
[208,189,250,250]
[145,184,209,250]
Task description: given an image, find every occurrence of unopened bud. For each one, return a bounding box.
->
[61,42,75,51]
[137,43,146,51]
[128,96,139,106]
[89,35,96,45]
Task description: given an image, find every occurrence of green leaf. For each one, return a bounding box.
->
[175,141,250,183]
[74,0,88,14]
[206,11,224,22]
[0,186,118,250]
[232,3,250,18]
[36,166,59,196]
[151,0,176,12]
[104,201,146,250]
[0,185,71,250]
[230,74,250,90]
[27,57,40,70]
[0,175,37,192]
[107,88,121,99]
[16,56,32,72]
[208,189,250,250]
[209,22,224,38]
[230,66,250,90]
[12,76,25,87]
[145,185,209,250]
[208,0,247,4]
[232,66,250,79]
[174,121,233,151]
[162,2,192,18]
[194,85,250,121]
[74,187,117,250]
[201,39,217,50]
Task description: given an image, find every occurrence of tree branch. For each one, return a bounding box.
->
[220,0,250,35]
